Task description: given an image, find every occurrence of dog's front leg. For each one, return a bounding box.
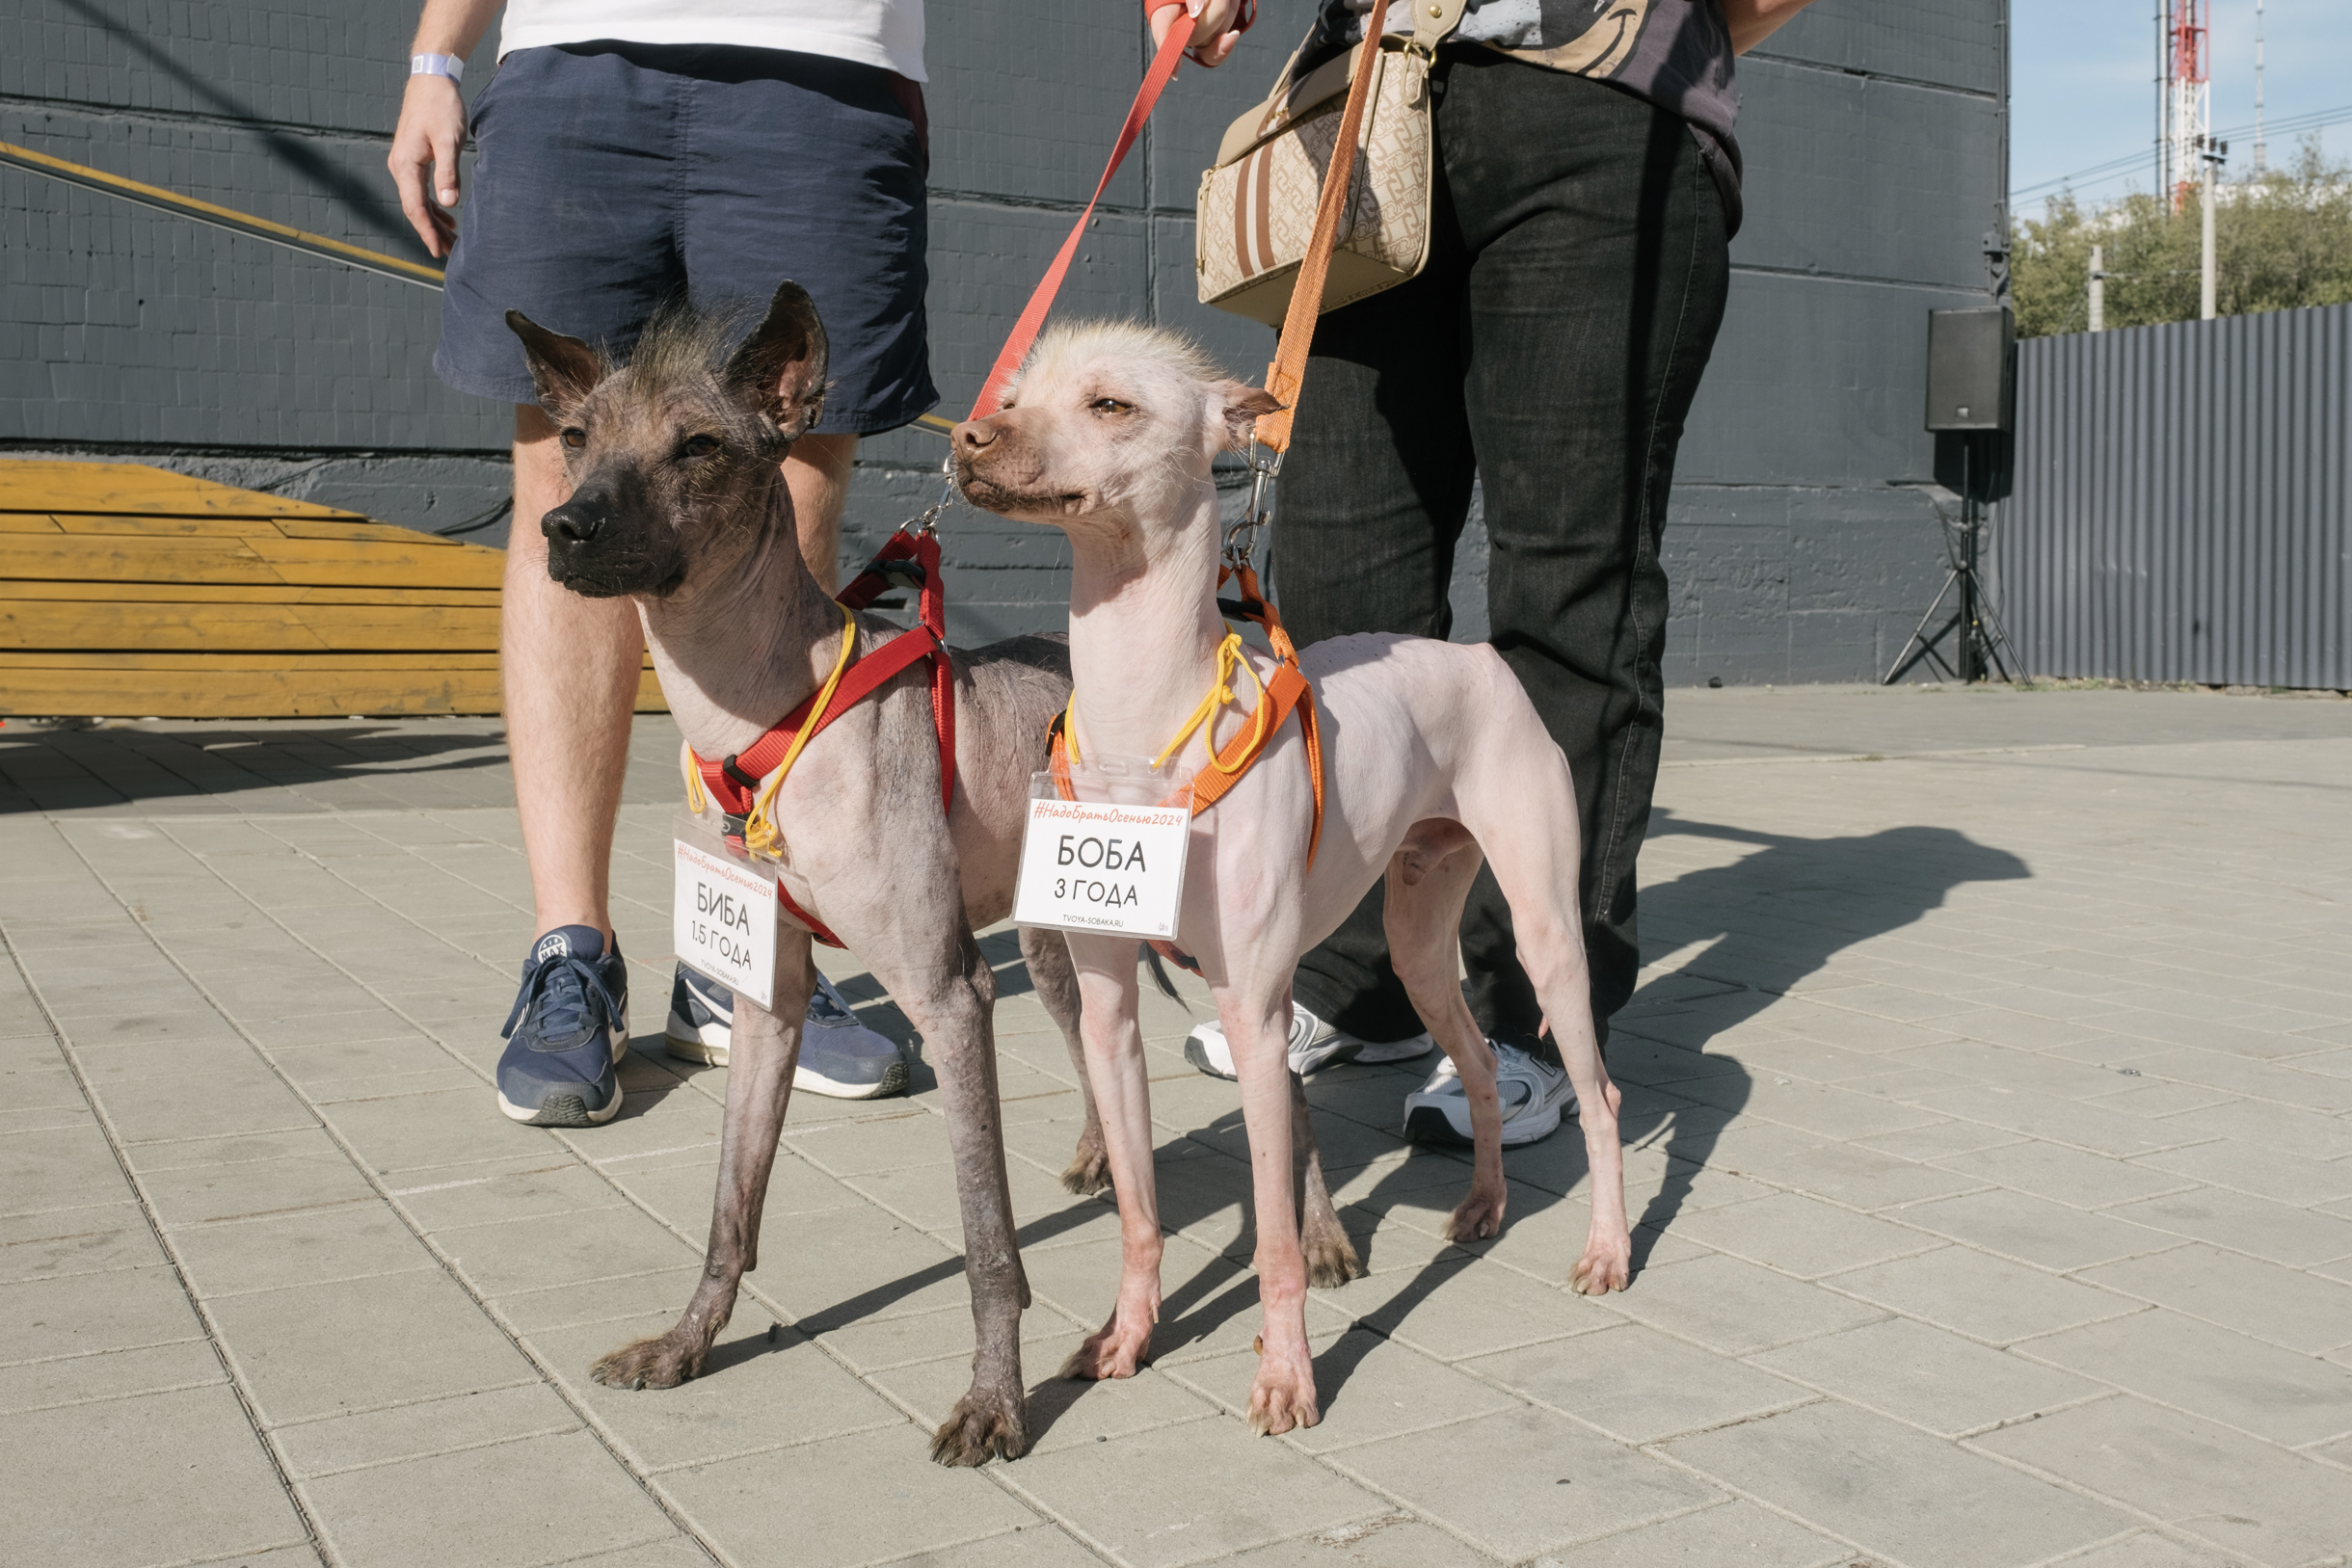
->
[1225,984,1320,1435]
[891,926,1033,1466]
[1058,935,1161,1380]
[591,930,818,1390]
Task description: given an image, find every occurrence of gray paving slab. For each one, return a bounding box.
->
[1975,1395,2352,1568]
[7,689,2352,1567]
[1660,1399,2133,1568]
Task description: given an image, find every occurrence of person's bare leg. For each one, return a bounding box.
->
[504,412,858,942]
[787,433,857,593]
[505,405,640,943]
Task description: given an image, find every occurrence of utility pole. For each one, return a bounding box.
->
[2254,0,2267,173]
[2201,138,2227,320]
[2090,244,2106,332]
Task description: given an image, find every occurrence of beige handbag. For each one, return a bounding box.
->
[1196,0,1466,325]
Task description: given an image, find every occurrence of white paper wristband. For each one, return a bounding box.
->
[410,52,466,84]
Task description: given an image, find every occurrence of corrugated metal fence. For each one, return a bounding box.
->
[1994,302,2351,689]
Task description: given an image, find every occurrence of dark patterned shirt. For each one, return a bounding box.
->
[1304,0,1744,231]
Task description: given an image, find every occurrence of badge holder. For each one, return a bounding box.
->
[1012,753,1197,942]
[672,805,781,1010]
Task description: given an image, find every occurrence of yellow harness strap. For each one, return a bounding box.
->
[741,603,857,858]
[1059,629,1269,776]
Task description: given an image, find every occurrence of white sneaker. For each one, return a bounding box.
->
[1402,1041,1574,1147]
[1184,1002,1434,1080]
[664,966,909,1099]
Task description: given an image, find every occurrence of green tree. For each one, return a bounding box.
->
[2013,139,2352,338]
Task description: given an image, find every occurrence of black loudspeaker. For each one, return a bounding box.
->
[1925,306,2014,432]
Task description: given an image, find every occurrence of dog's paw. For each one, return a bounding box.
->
[1061,1310,1152,1381]
[1059,1139,1113,1197]
[589,1328,708,1391]
[1245,1351,1322,1436]
[1303,1224,1364,1289]
[930,1383,1029,1467]
[1443,1185,1509,1243]
[1568,1228,1633,1295]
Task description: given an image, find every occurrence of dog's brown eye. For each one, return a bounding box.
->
[560,428,586,450]
[679,434,722,459]
[1090,398,1132,415]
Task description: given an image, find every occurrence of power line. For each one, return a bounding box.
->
[2012,100,2352,202]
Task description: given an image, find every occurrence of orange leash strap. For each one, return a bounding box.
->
[1251,0,1391,455]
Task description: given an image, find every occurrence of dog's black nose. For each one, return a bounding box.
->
[544,501,601,545]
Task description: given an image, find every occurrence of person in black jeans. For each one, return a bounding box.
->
[1184,0,1815,1147]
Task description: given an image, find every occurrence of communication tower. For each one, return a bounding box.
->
[2163,0,2210,213]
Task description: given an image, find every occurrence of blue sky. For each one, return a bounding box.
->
[2011,1,2351,217]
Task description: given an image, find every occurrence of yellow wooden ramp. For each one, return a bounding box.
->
[0,462,664,717]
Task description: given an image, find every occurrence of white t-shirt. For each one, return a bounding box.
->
[498,2,925,82]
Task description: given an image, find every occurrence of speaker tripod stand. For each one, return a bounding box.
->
[1883,464,2016,685]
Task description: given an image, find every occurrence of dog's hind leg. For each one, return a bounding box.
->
[1294,1072,1362,1288]
[1022,925,1110,1196]
[1450,671,1628,1293]
[1385,822,1510,1242]
[591,932,820,1391]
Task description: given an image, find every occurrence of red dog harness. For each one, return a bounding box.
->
[686,528,954,947]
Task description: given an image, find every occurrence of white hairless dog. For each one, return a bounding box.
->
[952,323,1630,1435]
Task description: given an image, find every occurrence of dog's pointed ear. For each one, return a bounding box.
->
[505,310,601,423]
[727,281,830,440]
[1214,381,1285,451]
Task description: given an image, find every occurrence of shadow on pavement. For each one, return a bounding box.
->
[0,722,510,813]
[616,809,2033,1436]
[1304,809,2030,1410]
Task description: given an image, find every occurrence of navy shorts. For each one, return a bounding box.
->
[435,42,936,436]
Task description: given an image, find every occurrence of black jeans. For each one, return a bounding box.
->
[1277,49,1729,1050]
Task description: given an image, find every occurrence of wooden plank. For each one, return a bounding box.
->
[269,517,471,547]
[0,665,507,718]
[0,601,502,652]
[0,581,502,607]
[0,461,367,520]
[0,664,669,717]
[0,651,501,671]
[38,514,305,540]
[246,536,504,588]
[0,651,652,671]
[0,535,504,589]
[34,513,462,546]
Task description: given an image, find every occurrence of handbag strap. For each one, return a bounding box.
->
[1414,0,1470,52]
[1251,0,1393,453]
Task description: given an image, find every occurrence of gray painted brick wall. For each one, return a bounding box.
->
[1,0,2006,682]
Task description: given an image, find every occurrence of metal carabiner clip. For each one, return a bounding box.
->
[912,451,958,538]
[1224,439,1282,569]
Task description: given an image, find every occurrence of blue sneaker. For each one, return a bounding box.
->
[496,925,630,1127]
[665,965,909,1100]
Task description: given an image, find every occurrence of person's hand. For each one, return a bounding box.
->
[1148,0,1246,69]
[388,72,466,257]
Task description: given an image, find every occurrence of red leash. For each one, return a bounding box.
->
[967,4,1195,419]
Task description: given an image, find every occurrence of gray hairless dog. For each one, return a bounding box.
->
[505,281,1109,1465]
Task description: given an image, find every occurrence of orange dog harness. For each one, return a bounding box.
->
[1047,560,1324,867]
